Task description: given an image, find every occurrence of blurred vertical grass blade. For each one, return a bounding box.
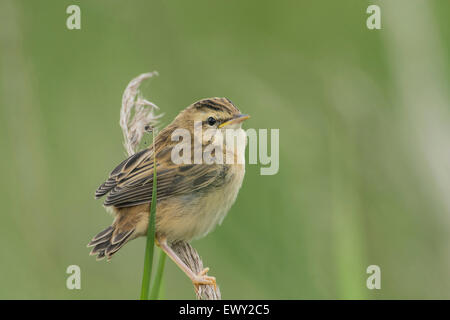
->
[329,108,367,299]
[140,131,159,300]
[150,249,167,300]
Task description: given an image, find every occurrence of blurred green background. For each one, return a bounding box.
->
[1,0,450,299]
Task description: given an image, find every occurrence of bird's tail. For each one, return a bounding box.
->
[87,222,135,261]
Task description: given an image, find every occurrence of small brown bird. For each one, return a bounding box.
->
[88,97,249,286]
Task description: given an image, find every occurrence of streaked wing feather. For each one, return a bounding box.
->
[96,147,223,208]
[103,164,221,208]
[95,149,151,198]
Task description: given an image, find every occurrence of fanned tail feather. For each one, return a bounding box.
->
[87,225,135,261]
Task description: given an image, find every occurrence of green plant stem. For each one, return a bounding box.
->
[140,131,158,300]
[149,249,167,299]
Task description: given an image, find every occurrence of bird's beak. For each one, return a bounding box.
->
[218,114,250,128]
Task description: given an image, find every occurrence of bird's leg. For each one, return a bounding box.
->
[156,236,216,288]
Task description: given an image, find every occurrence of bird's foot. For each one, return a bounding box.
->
[192,267,216,290]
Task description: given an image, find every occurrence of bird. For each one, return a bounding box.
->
[87,97,250,287]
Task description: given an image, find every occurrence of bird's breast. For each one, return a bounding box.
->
[190,163,245,240]
[157,163,245,242]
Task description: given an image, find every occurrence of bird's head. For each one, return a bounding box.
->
[156,97,250,163]
[175,97,249,132]
[165,97,249,152]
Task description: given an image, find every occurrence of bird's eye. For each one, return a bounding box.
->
[207,117,217,126]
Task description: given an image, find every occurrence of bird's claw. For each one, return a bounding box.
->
[192,267,216,289]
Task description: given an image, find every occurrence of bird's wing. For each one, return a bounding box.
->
[95,148,152,199]
[95,147,224,208]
